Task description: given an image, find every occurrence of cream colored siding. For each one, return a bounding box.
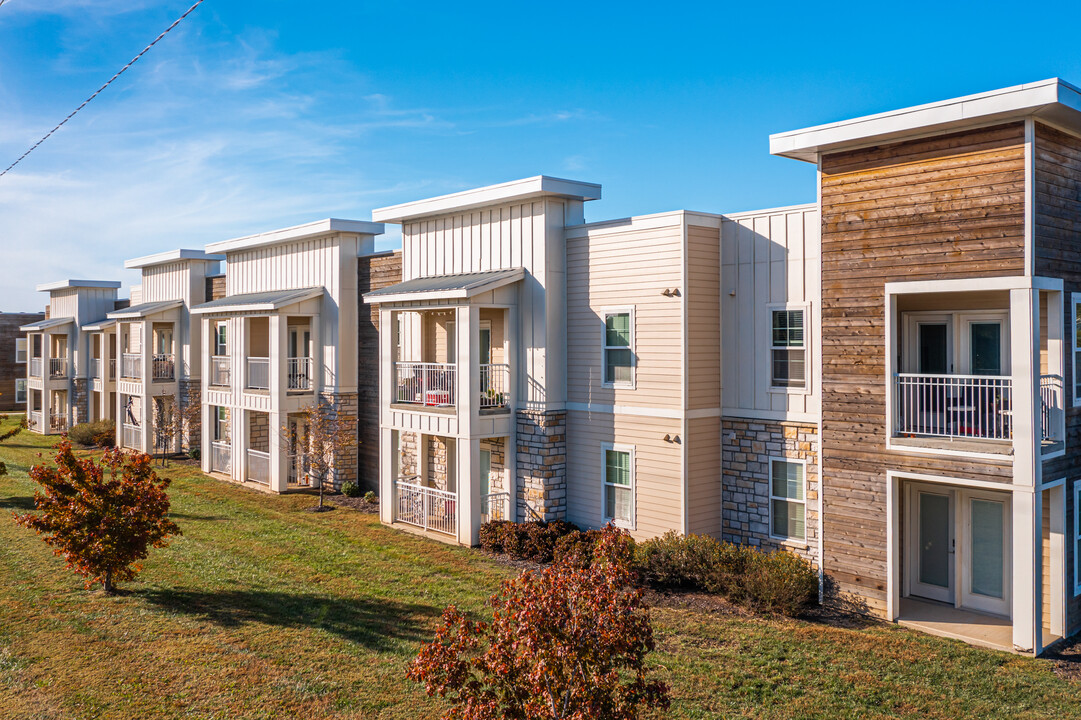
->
[721,205,820,419]
[566,222,683,410]
[686,223,721,411]
[686,415,721,537]
[566,409,683,539]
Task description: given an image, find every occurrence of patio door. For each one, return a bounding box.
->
[960,492,1011,615]
[959,313,1008,375]
[909,485,955,604]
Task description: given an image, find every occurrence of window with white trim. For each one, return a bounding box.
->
[771,308,806,389]
[769,459,806,542]
[15,338,27,364]
[1073,295,1081,407]
[15,379,26,404]
[214,406,229,442]
[1075,483,1081,596]
[603,309,634,386]
[602,444,634,528]
[214,321,228,356]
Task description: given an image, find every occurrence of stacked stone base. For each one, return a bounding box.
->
[320,391,358,490]
[516,409,567,521]
[72,378,89,426]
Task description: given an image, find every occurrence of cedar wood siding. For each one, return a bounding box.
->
[358,251,402,491]
[686,222,722,536]
[1032,122,1081,632]
[0,313,43,411]
[820,123,1027,612]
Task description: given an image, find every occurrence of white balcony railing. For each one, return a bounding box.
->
[211,441,232,474]
[49,358,68,379]
[394,362,456,407]
[50,413,68,433]
[480,491,511,524]
[287,453,311,486]
[29,411,42,430]
[895,373,1013,441]
[122,423,141,449]
[247,357,270,390]
[210,356,230,387]
[396,481,456,536]
[30,357,43,377]
[89,358,102,379]
[121,353,142,379]
[152,353,175,381]
[287,356,312,391]
[247,449,270,485]
[108,358,116,381]
[480,363,510,409]
[1041,374,1064,443]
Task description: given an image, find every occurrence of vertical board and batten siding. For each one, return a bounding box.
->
[1031,121,1081,631]
[49,287,120,380]
[140,260,215,379]
[721,205,820,419]
[819,123,1027,610]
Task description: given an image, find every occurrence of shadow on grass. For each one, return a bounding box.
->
[167,513,223,521]
[802,575,879,630]
[137,587,441,652]
[0,495,36,511]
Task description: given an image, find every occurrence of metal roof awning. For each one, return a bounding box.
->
[363,268,525,304]
[107,299,183,320]
[82,318,117,332]
[20,317,73,332]
[190,287,324,315]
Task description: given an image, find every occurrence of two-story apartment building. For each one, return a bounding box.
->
[0,311,44,412]
[22,280,123,434]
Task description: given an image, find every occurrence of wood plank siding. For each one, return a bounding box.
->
[820,123,1027,610]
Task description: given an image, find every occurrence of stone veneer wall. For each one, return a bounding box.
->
[516,410,566,521]
[249,411,269,453]
[426,435,451,491]
[180,380,200,451]
[399,431,419,478]
[357,251,403,492]
[479,437,505,492]
[320,391,358,489]
[721,418,819,565]
[71,378,89,425]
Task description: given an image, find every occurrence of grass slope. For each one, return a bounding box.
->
[0,417,1076,719]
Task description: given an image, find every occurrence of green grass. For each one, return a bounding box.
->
[0,417,1077,719]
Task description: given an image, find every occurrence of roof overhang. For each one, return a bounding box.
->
[20,317,74,332]
[363,268,525,304]
[206,219,384,255]
[190,287,325,315]
[372,176,602,224]
[36,279,122,292]
[82,318,117,332]
[124,249,225,269]
[770,78,1081,163]
[107,299,182,320]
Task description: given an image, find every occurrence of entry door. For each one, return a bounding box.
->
[960,492,1011,615]
[918,322,950,374]
[909,486,955,603]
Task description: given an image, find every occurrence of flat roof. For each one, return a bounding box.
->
[371,176,602,224]
[363,268,525,304]
[770,78,1081,163]
[124,249,225,269]
[36,279,122,292]
[206,219,384,255]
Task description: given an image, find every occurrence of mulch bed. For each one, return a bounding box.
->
[328,496,380,514]
[1042,636,1081,681]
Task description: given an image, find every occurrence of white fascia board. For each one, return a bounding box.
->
[36,279,122,292]
[372,176,602,224]
[206,218,385,254]
[362,269,525,305]
[884,275,1063,295]
[720,202,819,221]
[124,249,226,269]
[565,210,724,238]
[770,78,1081,163]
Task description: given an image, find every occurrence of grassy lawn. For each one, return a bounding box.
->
[0,417,1078,719]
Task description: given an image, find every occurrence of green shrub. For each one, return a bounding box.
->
[188,447,201,461]
[340,481,361,498]
[739,550,818,616]
[363,490,377,503]
[635,531,730,589]
[68,420,115,448]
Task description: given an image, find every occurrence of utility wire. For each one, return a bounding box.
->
[0,0,206,178]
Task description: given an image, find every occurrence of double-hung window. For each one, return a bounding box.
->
[214,322,228,356]
[15,379,26,404]
[215,407,229,443]
[603,309,634,386]
[770,459,806,542]
[771,307,806,389]
[603,444,634,528]
[15,338,27,364]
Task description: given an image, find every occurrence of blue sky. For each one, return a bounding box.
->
[1,0,1080,310]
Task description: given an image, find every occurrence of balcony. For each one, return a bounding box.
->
[210,356,230,387]
[109,358,116,381]
[247,357,270,391]
[395,362,456,407]
[247,449,270,485]
[50,413,67,433]
[152,353,175,381]
[89,358,101,379]
[211,441,232,474]
[480,491,511,523]
[49,358,68,379]
[287,356,312,391]
[480,363,510,409]
[30,357,42,377]
[122,423,141,449]
[29,411,42,431]
[395,480,457,536]
[121,353,142,380]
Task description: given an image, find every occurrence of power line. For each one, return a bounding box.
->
[0,0,207,178]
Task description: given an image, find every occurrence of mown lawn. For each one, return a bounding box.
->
[0,417,1078,719]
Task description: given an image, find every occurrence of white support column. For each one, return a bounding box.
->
[1010,287,1040,653]
[505,432,518,523]
[234,408,248,484]
[380,427,395,525]
[270,313,288,492]
[200,316,212,473]
[1050,484,1066,639]
[457,435,480,546]
[310,313,323,394]
[269,410,287,492]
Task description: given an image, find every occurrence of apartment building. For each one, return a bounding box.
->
[22,280,123,434]
[0,312,44,412]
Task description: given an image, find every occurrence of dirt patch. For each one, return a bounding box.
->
[1043,636,1081,681]
[303,505,336,514]
[329,496,379,514]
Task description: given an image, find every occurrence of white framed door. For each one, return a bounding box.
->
[960,490,1011,616]
[907,484,955,603]
[958,312,1009,376]
[903,313,953,374]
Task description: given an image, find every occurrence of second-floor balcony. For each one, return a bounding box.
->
[152,353,175,381]
[210,356,230,387]
[287,356,312,391]
[49,358,68,379]
[89,358,101,379]
[247,357,270,391]
[121,353,142,380]
[30,357,42,377]
[395,362,457,407]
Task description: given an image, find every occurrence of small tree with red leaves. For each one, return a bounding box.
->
[14,441,181,593]
[407,526,670,719]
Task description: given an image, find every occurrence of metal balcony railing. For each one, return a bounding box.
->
[152,353,175,381]
[108,358,116,381]
[396,481,456,536]
[480,491,511,524]
[247,449,270,485]
[1040,374,1064,443]
[49,358,68,379]
[30,357,42,377]
[210,356,230,387]
[287,356,312,391]
[89,358,101,379]
[122,423,141,449]
[480,363,510,409]
[394,362,456,407]
[211,441,232,474]
[247,357,270,390]
[50,412,67,433]
[121,353,142,380]
[895,373,1013,440]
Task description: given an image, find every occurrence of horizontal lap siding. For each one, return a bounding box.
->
[1032,123,1081,631]
[820,123,1026,611]
[565,409,683,539]
[687,415,721,536]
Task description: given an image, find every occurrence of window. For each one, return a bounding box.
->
[15,338,27,364]
[1075,483,1081,596]
[603,309,634,386]
[215,407,229,442]
[215,321,228,356]
[15,379,26,404]
[771,308,806,389]
[1073,296,1081,406]
[769,459,806,542]
[602,444,634,528]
